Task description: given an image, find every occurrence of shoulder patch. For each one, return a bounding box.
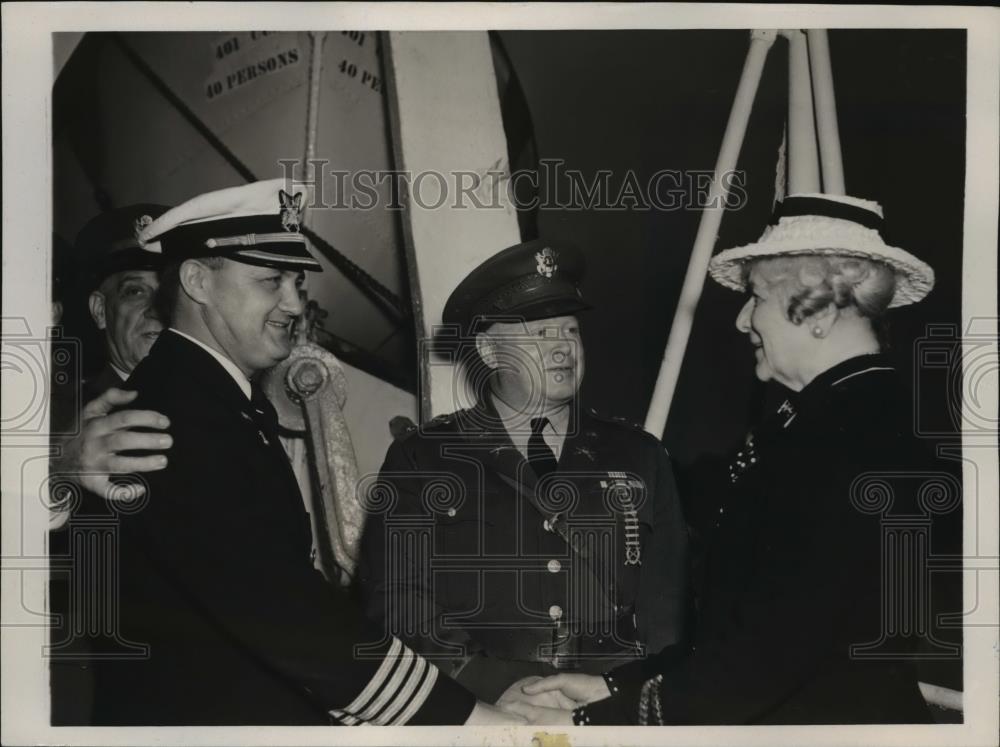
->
[588,409,661,446]
[601,412,649,433]
[397,423,419,442]
[420,409,465,431]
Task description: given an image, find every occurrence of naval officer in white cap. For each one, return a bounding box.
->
[88,178,521,726]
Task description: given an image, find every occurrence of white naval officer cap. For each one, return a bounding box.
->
[137,178,322,272]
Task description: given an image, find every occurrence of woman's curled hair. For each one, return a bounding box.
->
[748,254,897,324]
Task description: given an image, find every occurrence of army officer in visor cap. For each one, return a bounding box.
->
[50,206,180,518]
[359,239,689,708]
[76,204,171,399]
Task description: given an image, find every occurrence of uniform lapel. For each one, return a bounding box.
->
[154,332,251,415]
[469,397,539,497]
[475,397,596,493]
[553,407,622,610]
[470,399,613,566]
[555,405,601,471]
[139,332,314,554]
[155,332,300,494]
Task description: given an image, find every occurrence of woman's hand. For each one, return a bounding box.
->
[500,701,574,726]
[464,701,527,725]
[497,675,579,709]
[521,673,611,705]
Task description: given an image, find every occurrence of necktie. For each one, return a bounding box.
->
[250,382,280,441]
[528,417,558,478]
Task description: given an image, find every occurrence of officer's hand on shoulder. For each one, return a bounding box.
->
[53,388,172,503]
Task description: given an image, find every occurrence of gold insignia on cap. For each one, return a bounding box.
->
[279,190,304,232]
[535,246,558,278]
[133,214,153,241]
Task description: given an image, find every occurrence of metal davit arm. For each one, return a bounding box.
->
[262,307,366,585]
[643,30,777,437]
[289,353,365,585]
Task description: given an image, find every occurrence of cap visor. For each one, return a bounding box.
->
[231,248,323,272]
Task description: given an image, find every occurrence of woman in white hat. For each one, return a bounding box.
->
[506,194,952,725]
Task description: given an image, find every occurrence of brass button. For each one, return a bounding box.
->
[547,559,561,573]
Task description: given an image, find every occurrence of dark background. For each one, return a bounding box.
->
[498,29,966,470]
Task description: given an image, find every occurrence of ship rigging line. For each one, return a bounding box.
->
[110,33,409,325]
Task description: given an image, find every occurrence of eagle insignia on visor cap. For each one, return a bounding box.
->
[279,190,304,232]
[535,246,558,278]
[133,215,153,241]
[133,214,154,242]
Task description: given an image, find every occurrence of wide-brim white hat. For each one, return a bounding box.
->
[708,193,935,307]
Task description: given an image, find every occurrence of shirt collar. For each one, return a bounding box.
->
[166,328,252,400]
[109,363,129,382]
[489,391,570,456]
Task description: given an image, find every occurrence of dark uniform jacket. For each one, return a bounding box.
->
[89,330,475,725]
[50,365,123,723]
[589,354,952,724]
[359,396,688,703]
[82,362,126,403]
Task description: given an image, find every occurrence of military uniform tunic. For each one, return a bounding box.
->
[359,396,688,702]
[50,367,125,723]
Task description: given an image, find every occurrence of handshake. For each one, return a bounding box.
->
[477,673,612,726]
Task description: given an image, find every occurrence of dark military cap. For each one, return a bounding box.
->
[76,204,171,289]
[442,239,590,333]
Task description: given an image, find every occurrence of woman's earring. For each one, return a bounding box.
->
[812,326,824,338]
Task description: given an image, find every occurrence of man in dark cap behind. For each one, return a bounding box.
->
[48,207,175,626]
[76,204,170,399]
[359,239,689,711]
[49,205,177,517]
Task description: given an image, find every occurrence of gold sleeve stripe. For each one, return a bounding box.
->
[389,657,437,726]
[329,637,439,725]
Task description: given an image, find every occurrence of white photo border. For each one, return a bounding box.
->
[2,3,997,746]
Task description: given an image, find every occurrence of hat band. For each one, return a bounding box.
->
[95,247,162,285]
[772,196,883,232]
[205,232,307,249]
[474,274,580,318]
[109,237,143,253]
[157,214,294,250]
